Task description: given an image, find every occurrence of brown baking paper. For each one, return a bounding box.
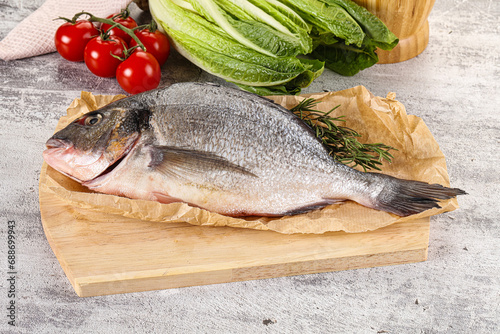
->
[40,86,459,234]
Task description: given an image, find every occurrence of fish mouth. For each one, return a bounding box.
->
[45,138,73,150]
[43,134,140,183]
[89,151,127,179]
[44,138,101,166]
[81,135,141,187]
[43,139,89,182]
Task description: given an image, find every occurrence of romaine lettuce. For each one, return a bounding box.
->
[150,0,398,94]
[151,0,318,94]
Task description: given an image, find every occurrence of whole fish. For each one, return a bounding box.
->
[43,83,465,217]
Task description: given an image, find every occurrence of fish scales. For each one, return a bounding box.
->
[43,83,465,217]
[148,85,343,187]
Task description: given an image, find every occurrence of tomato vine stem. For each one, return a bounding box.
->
[72,11,147,54]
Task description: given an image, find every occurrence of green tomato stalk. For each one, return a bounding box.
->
[58,7,149,55]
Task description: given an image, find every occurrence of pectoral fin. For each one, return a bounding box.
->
[147,145,257,180]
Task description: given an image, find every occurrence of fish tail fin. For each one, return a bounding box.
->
[370,174,467,217]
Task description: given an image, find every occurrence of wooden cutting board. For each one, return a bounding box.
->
[39,163,430,297]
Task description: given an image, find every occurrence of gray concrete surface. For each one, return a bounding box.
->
[0,0,499,333]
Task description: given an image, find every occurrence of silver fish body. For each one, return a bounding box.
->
[44,83,465,217]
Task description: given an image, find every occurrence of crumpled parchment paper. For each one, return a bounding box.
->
[40,86,459,234]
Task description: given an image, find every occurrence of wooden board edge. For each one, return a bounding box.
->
[74,247,428,297]
[39,164,79,287]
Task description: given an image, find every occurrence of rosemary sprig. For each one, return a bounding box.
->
[290,98,396,171]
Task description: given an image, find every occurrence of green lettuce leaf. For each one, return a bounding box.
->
[279,0,398,76]
[276,0,365,47]
[241,0,313,53]
[312,40,378,76]
[234,57,324,94]
[189,0,312,56]
[321,0,399,50]
[150,0,322,92]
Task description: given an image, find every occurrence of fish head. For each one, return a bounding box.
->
[43,105,149,182]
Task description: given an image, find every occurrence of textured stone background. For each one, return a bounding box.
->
[0,0,499,333]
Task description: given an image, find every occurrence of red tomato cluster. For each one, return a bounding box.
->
[54,13,170,95]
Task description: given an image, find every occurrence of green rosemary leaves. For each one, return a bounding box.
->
[290,98,396,171]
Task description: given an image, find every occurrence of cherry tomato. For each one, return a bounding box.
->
[116,51,161,94]
[83,36,127,78]
[101,14,137,44]
[129,29,170,66]
[54,20,99,62]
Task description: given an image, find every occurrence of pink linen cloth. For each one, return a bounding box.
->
[0,0,132,61]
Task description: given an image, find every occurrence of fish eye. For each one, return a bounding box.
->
[84,113,103,126]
